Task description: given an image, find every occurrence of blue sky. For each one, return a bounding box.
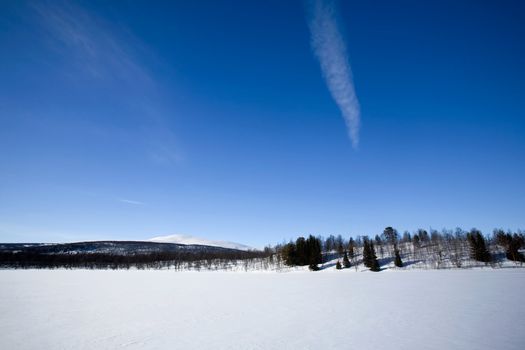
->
[1,0,524,247]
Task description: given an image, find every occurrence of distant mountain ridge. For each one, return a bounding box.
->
[148,234,253,251]
[0,240,268,269]
[0,241,248,255]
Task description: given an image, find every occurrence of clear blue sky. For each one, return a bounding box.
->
[1,0,524,247]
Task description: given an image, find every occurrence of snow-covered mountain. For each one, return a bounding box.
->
[148,234,253,251]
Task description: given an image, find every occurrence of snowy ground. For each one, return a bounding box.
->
[1,269,524,349]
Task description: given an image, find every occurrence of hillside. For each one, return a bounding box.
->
[148,234,253,251]
[0,241,247,255]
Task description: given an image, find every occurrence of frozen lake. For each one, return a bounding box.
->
[1,269,524,349]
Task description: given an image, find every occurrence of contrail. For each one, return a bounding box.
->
[308,0,360,148]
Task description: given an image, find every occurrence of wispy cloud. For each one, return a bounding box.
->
[31,0,180,165]
[32,0,152,85]
[308,0,361,148]
[68,189,146,206]
[118,198,145,206]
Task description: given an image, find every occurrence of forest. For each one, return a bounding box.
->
[277,227,525,271]
[0,228,523,271]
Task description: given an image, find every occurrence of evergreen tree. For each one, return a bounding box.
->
[306,235,322,267]
[282,242,297,266]
[281,235,322,268]
[336,261,342,270]
[362,238,372,268]
[383,227,399,245]
[363,237,380,271]
[336,235,344,256]
[394,249,403,267]
[348,238,355,259]
[295,237,307,265]
[495,230,525,262]
[342,251,351,268]
[383,226,399,257]
[369,241,380,271]
[370,257,381,272]
[413,234,420,248]
[467,229,491,263]
[417,229,429,243]
[281,235,322,266]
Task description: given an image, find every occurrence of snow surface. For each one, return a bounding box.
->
[148,233,253,251]
[1,269,524,350]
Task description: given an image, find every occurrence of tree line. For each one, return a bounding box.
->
[280,235,322,270]
[0,249,271,270]
[1,227,523,271]
[277,227,525,271]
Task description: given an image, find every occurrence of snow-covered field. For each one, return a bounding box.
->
[1,269,524,350]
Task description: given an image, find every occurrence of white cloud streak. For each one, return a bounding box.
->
[308,0,361,148]
[118,198,145,206]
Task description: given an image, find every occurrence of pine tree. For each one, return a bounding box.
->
[467,230,491,263]
[369,241,380,271]
[363,237,381,271]
[348,238,355,259]
[370,257,381,272]
[383,227,397,245]
[495,231,525,262]
[295,237,307,265]
[282,242,297,266]
[336,261,342,270]
[342,251,351,268]
[281,235,322,268]
[394,249,403,267]
[306,235,322,267]
[362,238,372,268]
[336,235,344,256]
